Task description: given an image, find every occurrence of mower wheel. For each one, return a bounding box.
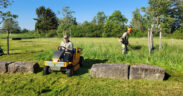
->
[43,66,51,75]
[79,56,84,67]
[61,71,66,74]
[66,68,73,77]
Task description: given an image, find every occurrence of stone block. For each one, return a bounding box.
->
[0,61,13,73]
[8,61,40,73]
[129,64,165,80]
[90,64,129,80]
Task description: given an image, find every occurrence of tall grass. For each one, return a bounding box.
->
[0,33,39,39]
[0,37,183,95]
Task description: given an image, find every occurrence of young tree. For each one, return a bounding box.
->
[35,6,58,35]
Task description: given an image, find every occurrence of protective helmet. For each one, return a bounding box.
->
[128,27,132,33]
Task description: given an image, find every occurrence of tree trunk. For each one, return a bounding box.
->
[70,29,72,41]
[157,16,159,27]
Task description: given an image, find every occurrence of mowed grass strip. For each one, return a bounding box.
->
[0,37,183,95]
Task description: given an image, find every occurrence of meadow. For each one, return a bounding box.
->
[0,37,183,96]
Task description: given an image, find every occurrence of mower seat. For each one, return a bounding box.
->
[73,48,76,54]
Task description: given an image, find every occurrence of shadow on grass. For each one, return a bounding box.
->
[19,41,33,42]
[3,50,44,55]
[35,67,43,74]
[164,72,171,80]
[41,88,52,93]
[4,53,23,55]
[130,45,142,50]
[37,59,108,75]
[75,59,108,75]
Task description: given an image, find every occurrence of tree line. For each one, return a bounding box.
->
[1,0,183,38]
[33,6,130,37]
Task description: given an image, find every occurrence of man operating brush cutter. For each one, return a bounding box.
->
[0,46,4,56]
[119,27,132,55]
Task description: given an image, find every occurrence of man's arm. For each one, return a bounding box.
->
[122,32,127,39]
[65,42,73,52]
[119,32,127,42]
[60,41,64,46]
[60,41,67,50]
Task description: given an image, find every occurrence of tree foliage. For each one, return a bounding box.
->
[142,0,183,34]
[57,6,77,37]
[21,28,29,33]
[35,6,58,35]
[169,0,183,31]
[92,11,107,25]
[103,10,128,37]
[2,18,20,33]
[32,0,182,38]
[0,0,17,24]
[131,8,145,32]
[130,8,147,37]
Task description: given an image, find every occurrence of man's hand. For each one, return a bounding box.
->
[65,48,68,52]
[119,37,123,42]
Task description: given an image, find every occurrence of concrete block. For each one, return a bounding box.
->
[90,64,129,80]
[129,64,165,80]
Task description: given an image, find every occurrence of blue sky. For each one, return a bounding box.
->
[3,0,149,30]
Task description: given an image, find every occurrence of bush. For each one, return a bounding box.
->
[46,30,57,37]
[21,29,29,33]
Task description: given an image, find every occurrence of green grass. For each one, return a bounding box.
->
[0,37,183,96]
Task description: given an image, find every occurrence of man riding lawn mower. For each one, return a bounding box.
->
[43,35,84,77]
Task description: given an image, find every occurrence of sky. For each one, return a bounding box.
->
[2,0,149,30]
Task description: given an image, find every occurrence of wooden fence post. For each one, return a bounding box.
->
[159,28,162,50]
[150,25,154,51]
[7,30,9,55]
[148,28,150,56]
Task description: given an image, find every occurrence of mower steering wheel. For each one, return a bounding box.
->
[58,46,66,50]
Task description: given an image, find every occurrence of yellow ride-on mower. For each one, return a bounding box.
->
[43,46,84,77]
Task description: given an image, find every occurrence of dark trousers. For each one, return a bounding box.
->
[0,48,4,56]
[63,53,72,62]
